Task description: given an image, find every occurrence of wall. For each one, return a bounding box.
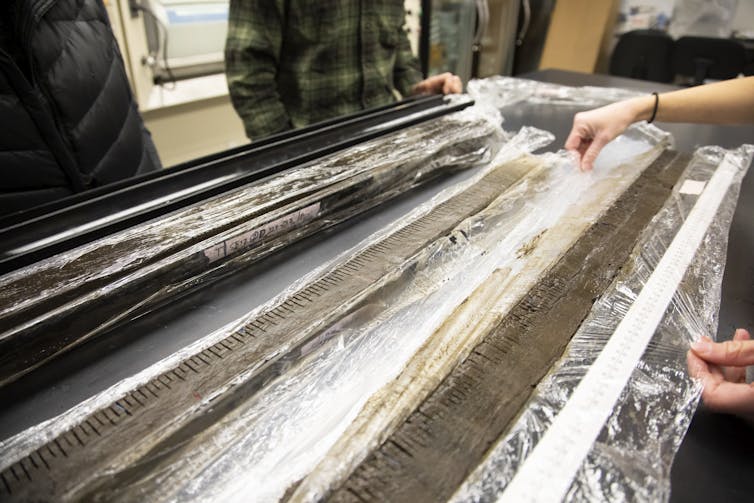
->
[109,0,247,168]
[142,95,247,168]
[732,0,754,36]
[538,0,621,73]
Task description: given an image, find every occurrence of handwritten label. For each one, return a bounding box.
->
[203,202,321,263]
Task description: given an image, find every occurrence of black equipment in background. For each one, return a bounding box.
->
[673,36,746,85]
[609,29,675,83]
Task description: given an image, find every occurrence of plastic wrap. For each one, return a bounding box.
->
[289,126,670,503]
[467,75,643,111]
[0,104,504,386]
[452,144,753,503]
[0,123,671,501]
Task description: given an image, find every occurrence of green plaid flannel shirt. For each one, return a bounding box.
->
[225,0,423,139]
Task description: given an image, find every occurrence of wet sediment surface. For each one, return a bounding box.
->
[329,150,688,502]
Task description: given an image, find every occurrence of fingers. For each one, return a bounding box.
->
[565,111,604,171]
[412,74,444,94]
[687,349,754,421]
[691,330,754,367]
[580,134,609,171]
[443,75,462,94]
[412,81,428,95]
[735,328,751,341]
[565,120,594,171]
[564,128,583,153]
[688,330,754,422]
[687,345,724,380]
[687,347,713,381]
[725,329,751,383]
[412,73,462,95]
[692,334,748,383]
[564,103,635,171]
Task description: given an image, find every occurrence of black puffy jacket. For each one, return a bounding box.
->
[0,0,161,217]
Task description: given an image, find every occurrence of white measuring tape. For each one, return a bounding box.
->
[498,155,739,503]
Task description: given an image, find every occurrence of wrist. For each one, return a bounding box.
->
[630,94,657,123]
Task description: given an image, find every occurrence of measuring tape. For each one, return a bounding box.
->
[498,155,739,503]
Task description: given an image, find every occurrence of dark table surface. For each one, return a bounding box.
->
[0,69,751,502]
[517,69,754,503]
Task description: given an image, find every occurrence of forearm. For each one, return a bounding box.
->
[625,76,754,125]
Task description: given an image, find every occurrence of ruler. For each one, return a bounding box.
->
[499,155,739,503]
[0,162,529,501]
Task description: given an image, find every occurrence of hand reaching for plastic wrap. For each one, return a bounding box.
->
[412,72,463,96]
[565,77,754,171]
[687,328,754,423]
[564,100,640,172]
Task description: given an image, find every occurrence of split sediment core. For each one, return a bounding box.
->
[328,149,687,502]
[0,147,688,502]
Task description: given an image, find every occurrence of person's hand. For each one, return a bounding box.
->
[687,329,754,422]
[412,72,463,95]
[565,98,643,171]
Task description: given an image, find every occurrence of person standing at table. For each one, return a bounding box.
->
[225,0,463,140]
[564,76,754,422]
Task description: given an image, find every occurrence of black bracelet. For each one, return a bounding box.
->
[647,92,659,124]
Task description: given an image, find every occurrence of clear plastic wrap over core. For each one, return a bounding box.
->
[467,75,644,110]
[1,75,750,503]
[452,144,753,503]
[0,121,675,502]
[0,104,504,387]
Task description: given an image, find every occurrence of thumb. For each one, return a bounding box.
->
[564,129,583,152]
[580,135,608,171]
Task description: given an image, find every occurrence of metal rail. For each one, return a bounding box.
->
[0,95,473,274]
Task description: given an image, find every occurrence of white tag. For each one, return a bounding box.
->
[679,179,706,195]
